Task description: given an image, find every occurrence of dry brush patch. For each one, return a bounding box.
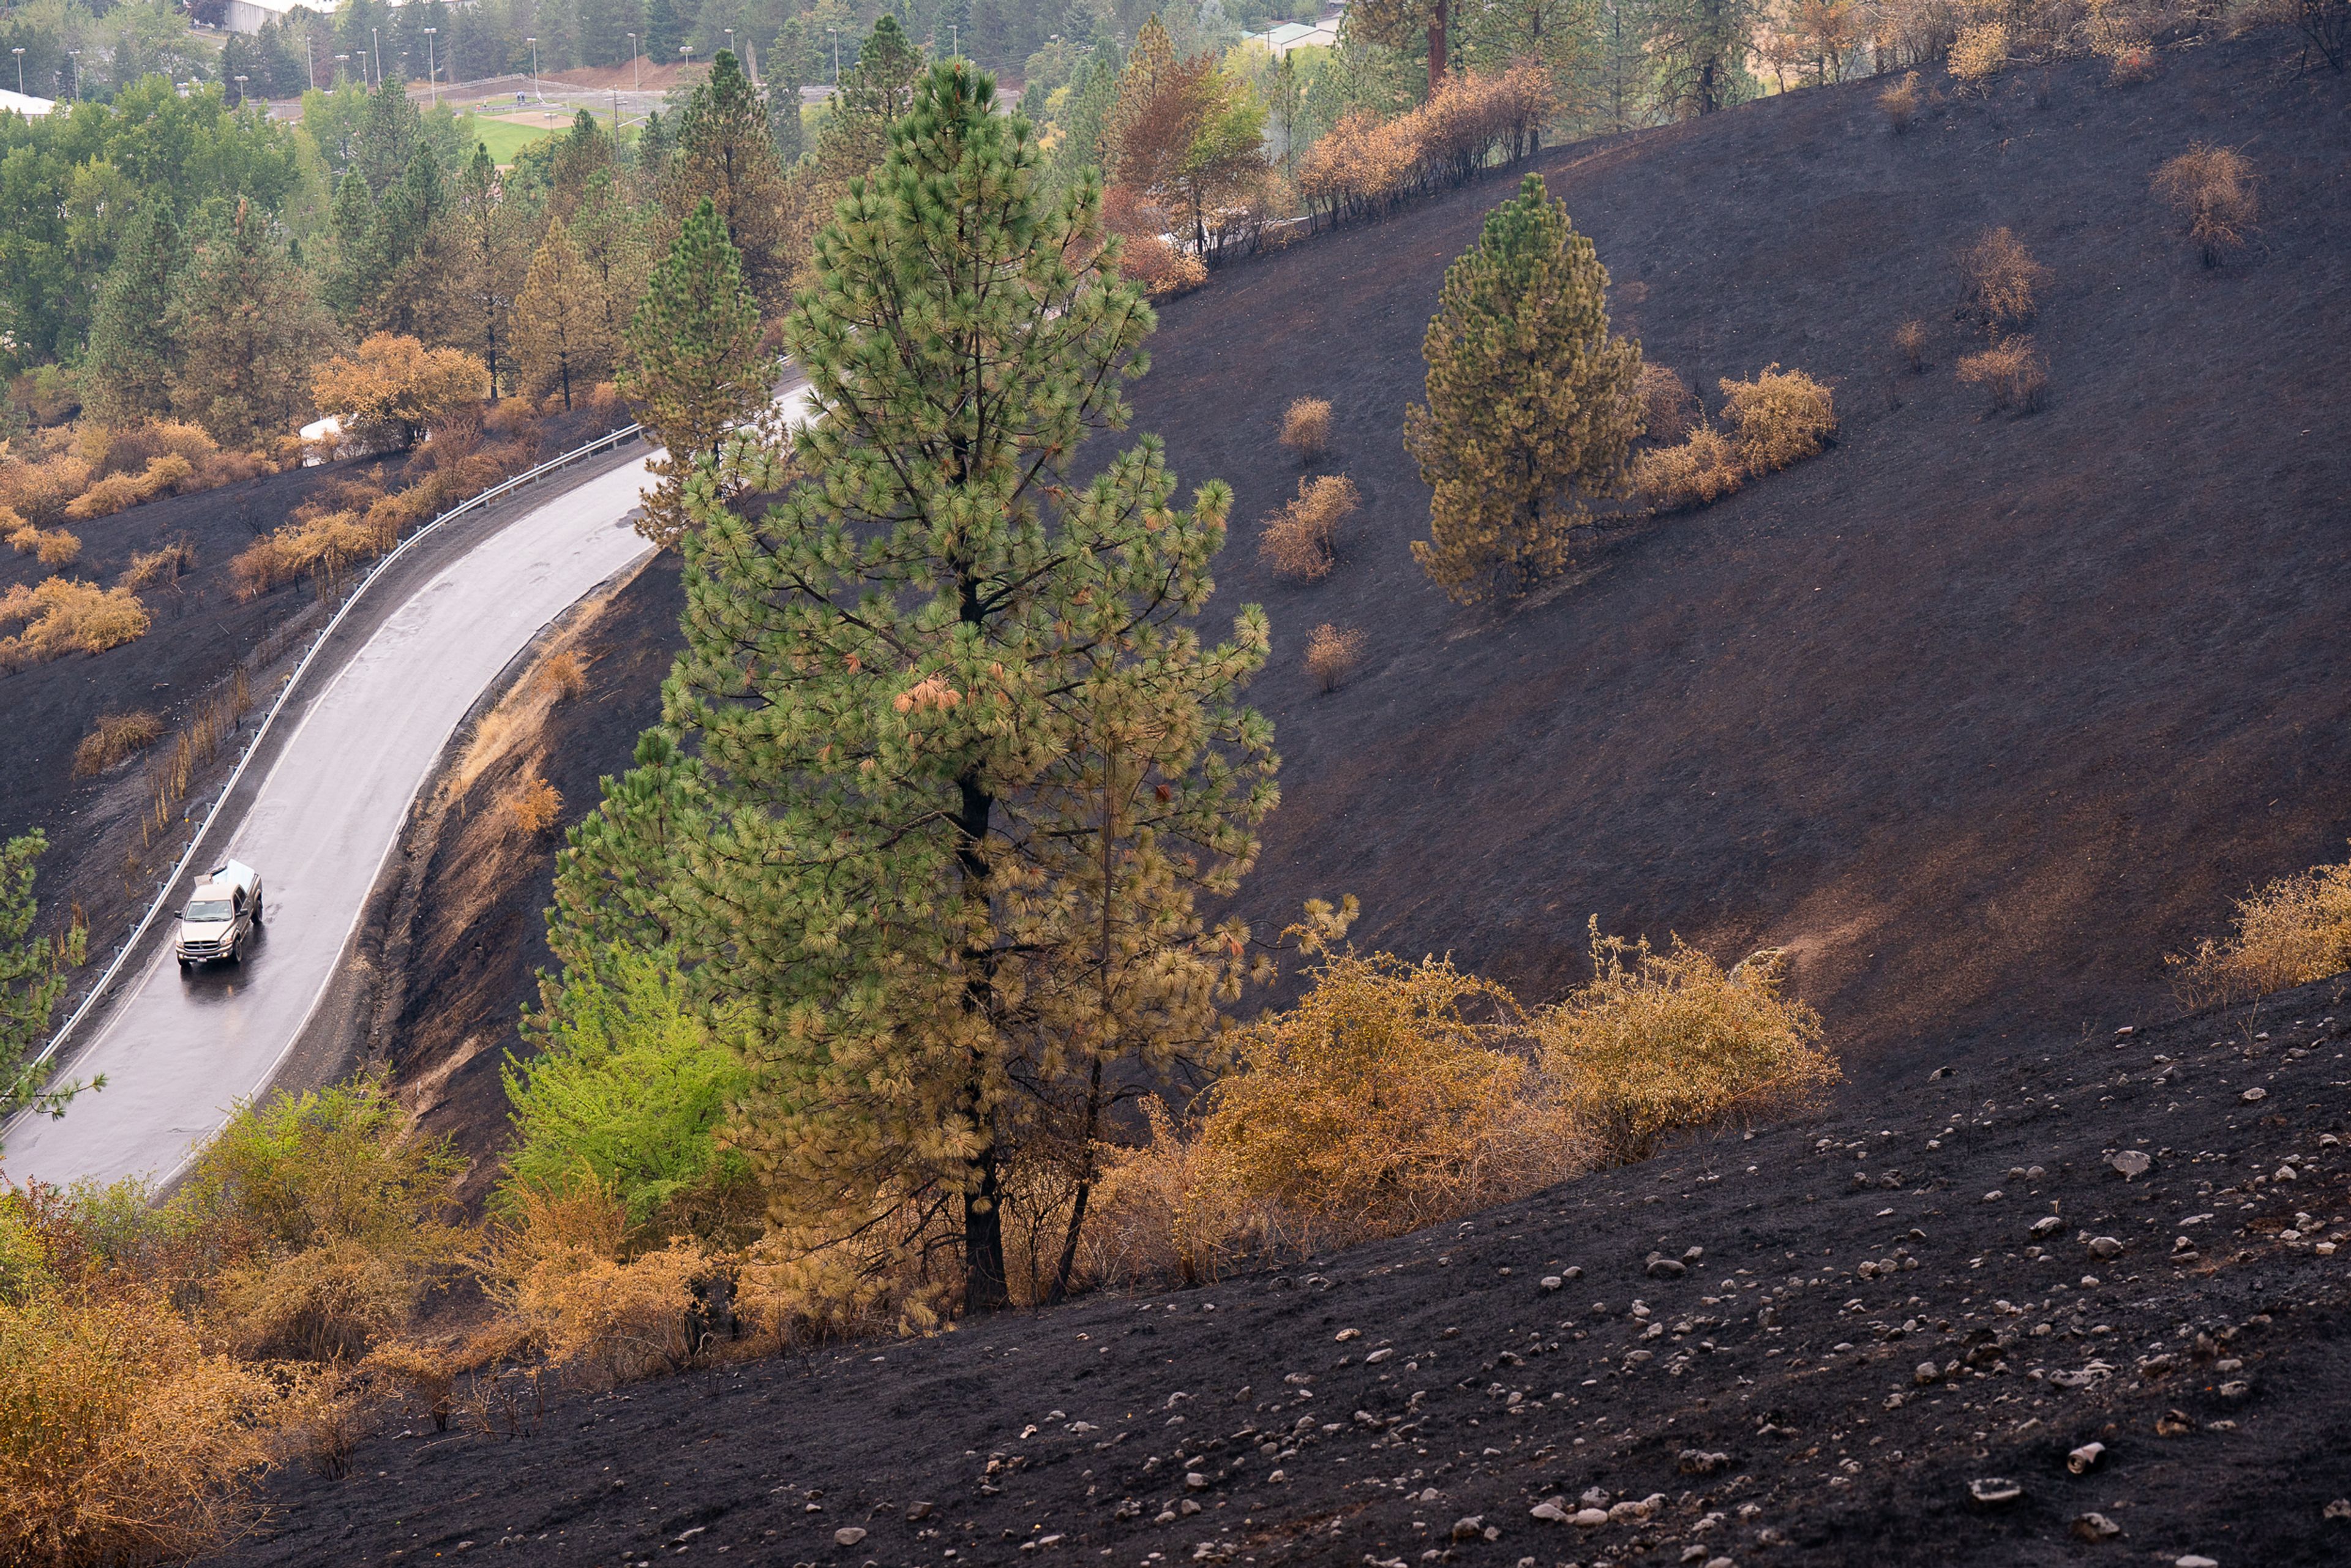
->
[1718,366,1836,473]
[2153,144,2259,266]
[1303,622,1366,692]
[72,710,163,777]
[1635,364,1700,443]
[1259,474,1359,580]
[1956,335,2050,413]
[2169,848,2351,1008]
[1960,227,2050,333]
[0,578,151,671]
[1895,319,1930,372]
[1632,424,1744,511]
[1278,397,1333,463]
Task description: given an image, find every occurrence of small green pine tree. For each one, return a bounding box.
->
[1,832,91,1149]
[1406,172,1642,605]
[617,197,777,547]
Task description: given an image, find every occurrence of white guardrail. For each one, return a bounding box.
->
[23,421,645,1086]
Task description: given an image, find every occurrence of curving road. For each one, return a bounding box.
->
[4,458,664,1190]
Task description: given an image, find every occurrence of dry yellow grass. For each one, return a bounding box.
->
[8,521,83,566]
[2169,850,2351,1008]
[1259,475,1359,581]
[1278,397,1333,463]
[1632,425,1743,510]
[1718,366,1835,474]
[118,536,197,591]
[1879,70,1922,132]
[481,1181,711,1384]
[1303,622,1365,692]
[0,579,151,670]
[72,710,163,777]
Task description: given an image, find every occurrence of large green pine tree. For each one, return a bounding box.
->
[83,208,182,426]
[1406,171,1642,604]
[553,62,1277,1312]
[165,197,336,447]
[617,197,776,547]
[664,50,796,313]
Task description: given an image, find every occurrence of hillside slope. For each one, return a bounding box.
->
[1136,35,2351,1081]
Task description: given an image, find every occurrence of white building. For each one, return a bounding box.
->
[0,86,56,117]
[223,0,336,37]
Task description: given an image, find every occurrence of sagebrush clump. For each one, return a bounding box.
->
[1956,336,2049,413]
[1961,227,2050,332]
[1632,425,1743,510]
[2153,144,2258,266]
[1879,71,1922,131]
[0,578,151,670]
[1895,320,1930,373]
[1635,364,1698,444]
[1718,366,1835,473]
[1303,622,1366,691]
[1259,475,1359,580]
[1279,397,1333,462]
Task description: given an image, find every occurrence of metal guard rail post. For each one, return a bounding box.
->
[20,421,645,1085]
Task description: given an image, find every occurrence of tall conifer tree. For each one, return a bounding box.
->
[83,208,182,425]
[1406,173,1641,604]
[553,63,1277,1312]
[165,197,335,446]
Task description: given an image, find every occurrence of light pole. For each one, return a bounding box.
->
[66,47,78,100]
[681,43,692,70]
[724,27,733,63]
[12,49,23,97]
[422,27,437,108]
[371,26,380,89]
[232,73,248,107]
[335,53,348,85]
[829,26,839,84]
[526,34,538,97]
[626,32,637,91]
[951,22,959,56]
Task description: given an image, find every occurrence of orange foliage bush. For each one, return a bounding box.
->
[7,518,81,566]
[1879,70,1922,131]
[2169,847,2351,1008]
[72,710,163,776]
[1895,319,1930,372]
[0,579,151,669]
[1956,335,2049,412]
[1632,425,1743,509]
[1278,396,1332,462]
[2153,144,2257,266]
[312,334,487,452]
[1717,365,1835,473]
[1303,621,1365,692]
[1635,364,1699,443]
[481,1180,713,1384]
[1297,63,1552,229]
[1960,227,2049,332]
[509,771,564,834]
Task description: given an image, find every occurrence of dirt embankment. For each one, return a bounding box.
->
[357,553,682,1206]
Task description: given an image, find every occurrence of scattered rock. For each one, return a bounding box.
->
[1539,1276,1564,1291]
[2067,1441,2105,1474]
[1450,1517,1485,1542]
[2175,1557,2219,1568]
[1914,1361,1942,1386]
[1334,1327,1361,1342]
[834,1526,869,1547]
[1646,1255,1688,1280]
[2111,1150,2153,1179]
[2070,1511,2122,1542]
[1572,1508,1609,1528]
[906,1501,935,1521]
[2031,1215,2064,1238]
[2325,1499,2351,1521]
[1678,1448,1731,1474]
[1969,1478,2022,1506]
[2241,1088,2267,1103]
[2087,1236,2125,1259]
[2156,1409,2196,1438]
[1529,1498,1569,1523]
[1184,1471,1208,1490]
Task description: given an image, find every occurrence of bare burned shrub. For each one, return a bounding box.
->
[1956,335,2049,412]
[2153,144,2259,266]
[2169,849,2351,1008]
[1259,475,1359,581]
[1635,364,1699,444]
[118,536,196,591]
[1895,319,1930,373]
[72,710,163,776]
[1279,397,1333,463]
[1303,622,1366,692]
[1718,365,1836,473]
[2108,42,2161,82]
[1633,425,1744,510]
[1880,70,1923,131]
[1960,227,2050,332]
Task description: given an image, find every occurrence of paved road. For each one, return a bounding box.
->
[5,459,662,1189]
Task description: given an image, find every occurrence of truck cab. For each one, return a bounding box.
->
[176,860,263,970]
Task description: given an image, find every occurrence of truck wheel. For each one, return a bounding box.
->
[252,897,264,926]
[178,959,191,973]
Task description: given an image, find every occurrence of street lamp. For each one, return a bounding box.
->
[422,28,437,108]
[11,49,23,97]
[372,26,380,89]
[526,35,538,97]
[626,32,638,91]
[232,73,248,108]
[724,27,734,62]
[681,43,692,69]
[829,26,839,84]
[335,53,348,85]
[66,47,78,100]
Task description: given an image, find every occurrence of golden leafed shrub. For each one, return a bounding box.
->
[587,381,623,418]
[312,334,487,451]
[1303,622,1365,692]
[118,536,197,591]
[1961,227,2050,332]
[0,579,151,669]
[1895,319,1930,373]
[1632,424,1744,510]
[0,452,92,526]
[230,510,385,599]
[1081,1100,1273,1289]
[1880,70,1922,131]
[72,710,163,776]
[1718,366,1835,473]
[1199,950,1580,1245]
[8,521,82,566]
[1279,397,1333,463]
[1955,335,2049,412]
[64,454,194,522]
[1259,474,1359,580]
[1948,21,2009,81]
[1635,364,1699,445]
[2107,42,2161,83]
[1537,922,1836,1166]
[482,1180,711,1383]
[215,1237,423,1362]
[509,771,563,834]
[0,1284,288,1567]
[2169,851,2351,1008]
[2153,144,2258,266]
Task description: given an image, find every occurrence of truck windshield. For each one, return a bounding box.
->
[184,899,233,923]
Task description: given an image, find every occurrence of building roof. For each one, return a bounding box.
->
[0,88,56,118]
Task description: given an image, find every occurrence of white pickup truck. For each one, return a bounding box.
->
[176,860,264,970]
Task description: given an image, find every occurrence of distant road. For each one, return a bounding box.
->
[5,459,660,1189]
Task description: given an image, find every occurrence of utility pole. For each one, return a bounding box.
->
[422,27,437,108]
[830,26,839,83]
[232,73,247,107]
[527,34,538,97]
[372,26,381,89]
[627,31,638,91]
[307,33,318,91]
